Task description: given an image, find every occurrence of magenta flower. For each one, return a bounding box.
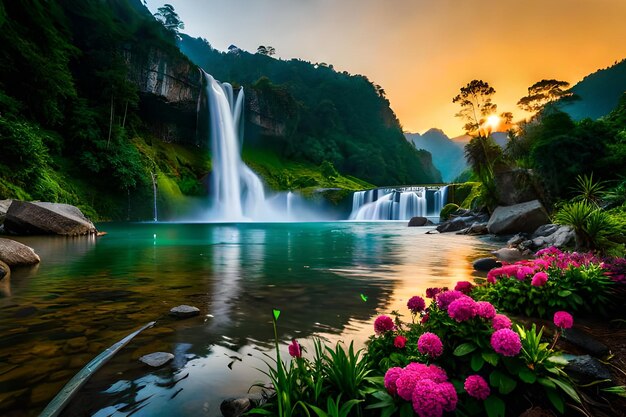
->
[516,266,534,280]
[288,339,301,358]
[438,381,458,412]
[407,296,426,313]
[418,332,443,358]
[454,281,474,294]
[384,367,403,395]
[531,271,548,286]
[553,311,574,329]
[421,313,429,324]
[464,375,490,400]
[394,335,407,349]
[490,328,522,357]
[396,371,421,401]
[425,287,442,298]
[492,314,512,330]
[405,362,429,374]
[411,379,445,417]
[425,364,449,383]
[404,363,448,383]
[436,290,467,310]
[447,297,477,322]
[374,315,395,334]
[476,301,496,319]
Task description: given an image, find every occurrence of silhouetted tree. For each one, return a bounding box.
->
[154,4,184,36]
[517,79,574,114]
[257,45,276,56]
[452,80,497,136]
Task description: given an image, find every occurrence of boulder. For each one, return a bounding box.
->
[561,328,609,357]
[462,222,489,235]
[3,201,97,236]
[0,238,40,266]
[492,247,526,262]
[139,352,174,367]
[531,225,575,250]
[220,397,253,417]
[494,169,544,206]
[532,224,560,238]
[408,216,428,227]
[487,200,550,235]
[436,219,468,233]
[169,305,200,318]
[0,260,9,279]
[0,199,11,224]
[564,354,612,384]
[473,258,501,272]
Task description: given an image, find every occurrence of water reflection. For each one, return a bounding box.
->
[0,223,496,417]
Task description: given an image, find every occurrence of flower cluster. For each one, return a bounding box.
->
[435,290,466,310]
[464,374,490,400]
[407,296,426,313]
[490,328,522,356]
[447,297,477,322]
[374,315,395,334]
[418,332,443,358]
[385,363,457,417]
[553,311,574,329]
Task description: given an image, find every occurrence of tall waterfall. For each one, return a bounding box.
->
[349,185,449,221]
[204,72,267,221]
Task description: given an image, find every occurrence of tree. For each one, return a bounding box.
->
[257,45,276,56]
[452,80,497,136]
[517,79,574,114]
[154,4,184,36]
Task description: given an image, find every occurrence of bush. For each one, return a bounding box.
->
[440,203,460,221]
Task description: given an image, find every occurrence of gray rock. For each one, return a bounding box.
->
[4,201,97,236]
[0,199,11,224]
[492,247,526,262]
[0,260,9,279]
[487,200,550,235]
[495,169,544,206]
[436,219,468,233]
[564,354,612,383]
[408,216,428,227]
[507,233,528,247]
[532,224,560,238]
[532,225,575,250]
[220,397,253,417]
[169,305,200,318]
[0,238,41,266]
[465,222,488,235]
[561,328,609,357]
[139,352,174,367]
[473,258,502,272]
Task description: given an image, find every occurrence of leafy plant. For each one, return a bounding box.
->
[571,173,606,206]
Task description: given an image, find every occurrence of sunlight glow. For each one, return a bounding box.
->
[485,115,500,131]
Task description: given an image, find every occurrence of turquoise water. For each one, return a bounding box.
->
[0,222,495,416]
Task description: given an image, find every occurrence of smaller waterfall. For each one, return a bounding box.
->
[150,171,158,222]
[349,185,449,221]
[287,191,293,219]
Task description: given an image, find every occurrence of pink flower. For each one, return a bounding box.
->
[438,381,458,412]
[418,332,443,358]
[396,371,421,401]
[411,379,445,417]
[436,290,467,310]
[464,375,490,400]
[288,339,301,358]
[394,335,407,348]
[407,296,426,313]
[426,287,442,298]
[425,365,449,383]
[384,367,403,395]
[553,311,574,329]
[492,314,512,330]
[476,301,496,319]
[374,315,395,334]
[516,266,534,280]
[490,328,522,357]
[421,313,430,324]
[531,271,548,286]
[447,297,477,322]
[454,281,474,294]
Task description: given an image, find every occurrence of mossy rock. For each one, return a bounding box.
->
[440,203,460,221]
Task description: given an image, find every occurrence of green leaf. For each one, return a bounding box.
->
[399,402,414,417]
[547,355,569,365]
[490,370,517,394]
[518,368,537,384]
[548,377,581,403]
[558,290,572,297]
[308,404,329,417]
[273,309,281,321]
[471,353,485,371]
[454,342,478,356]
[247,408,274,415]
[484,395,506,417]
[538,377,556,389]
[545,387,565,414]
[482,352,500,366]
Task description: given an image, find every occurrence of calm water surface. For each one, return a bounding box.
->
[0,222,496,416]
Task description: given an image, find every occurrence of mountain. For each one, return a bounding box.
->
[405,129,466,182]
[178,34,442,186]
[559,59,626,120]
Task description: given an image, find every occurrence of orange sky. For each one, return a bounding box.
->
[146,0,626,137]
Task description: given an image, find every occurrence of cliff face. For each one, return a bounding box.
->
[126,47,202,144]
[246,88,288,137]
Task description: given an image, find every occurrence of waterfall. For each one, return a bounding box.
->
[203,72,267,221]
[287,191,293,220]
[349,186,447,220]
[150,171,158,222]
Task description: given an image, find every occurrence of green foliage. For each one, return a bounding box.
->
[452,80,498,134]
[554,201,624,252]
[473,256,615,318]
[571,173,606,206]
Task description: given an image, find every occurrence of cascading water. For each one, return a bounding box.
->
[349,185,449,221]
[204,72,267,221]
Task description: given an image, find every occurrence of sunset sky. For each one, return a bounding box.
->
[145,0,626,137]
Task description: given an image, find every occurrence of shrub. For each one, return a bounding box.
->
[440,203,459,221]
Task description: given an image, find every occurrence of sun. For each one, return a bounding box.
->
[485,114,500,131]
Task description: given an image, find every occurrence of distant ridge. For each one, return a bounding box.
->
[560,59,626,120]
[405,129,466,182]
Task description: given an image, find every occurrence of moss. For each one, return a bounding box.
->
[448,182,482,208]
[440,203,460,221]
